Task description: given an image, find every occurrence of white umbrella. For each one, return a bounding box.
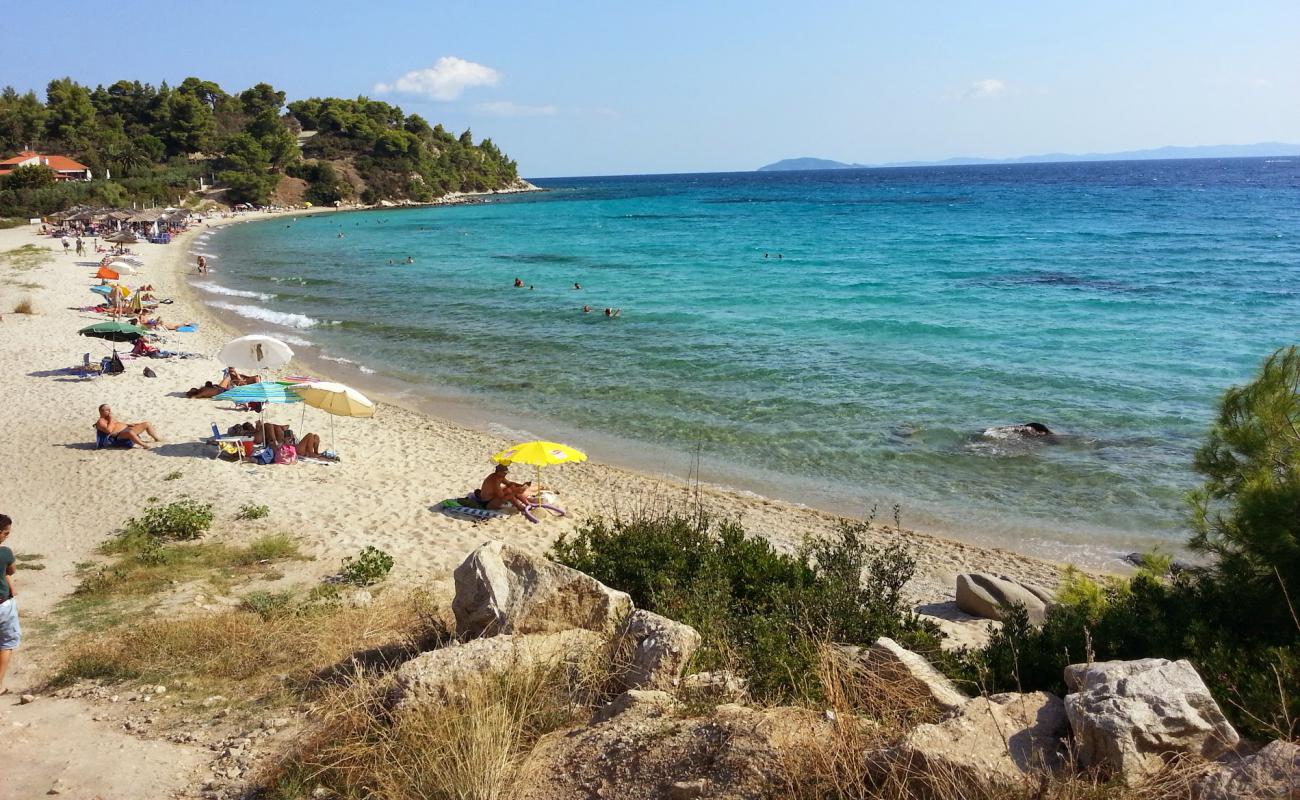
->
[218,334,294,373]
[108,260,137,274]
[291,381,375,452]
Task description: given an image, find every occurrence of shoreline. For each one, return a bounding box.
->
[1,208,1092,656]
[192,206,1152,571]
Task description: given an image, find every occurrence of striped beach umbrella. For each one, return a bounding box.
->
[214,381,304,405]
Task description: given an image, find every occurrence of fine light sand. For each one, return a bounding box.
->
[0,209,1077,797]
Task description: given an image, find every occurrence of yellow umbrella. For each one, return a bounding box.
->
[492,440,587,489]
[291,381,375,453]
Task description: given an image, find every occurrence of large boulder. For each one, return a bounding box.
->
[391,629,603,709]
[897,692,1069,789]
[1064,658,1240,784]
[1194,740,1300,800]
[836,638,969,715]
[451,541,633,638]
[591,689,679,724]
[613,609,702,691]
[955,573,1055,625]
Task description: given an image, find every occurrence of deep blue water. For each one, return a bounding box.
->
[196,158,1300,563]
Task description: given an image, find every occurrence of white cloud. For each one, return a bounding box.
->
[375,57,501,101]
[966,78,1007,99]
[475,101,559,117]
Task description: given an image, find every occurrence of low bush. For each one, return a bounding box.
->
[235,503,271,521]
[550,511,944,703]
[340,546,394,586]
[117,499,214,543]
[12,297,34,314]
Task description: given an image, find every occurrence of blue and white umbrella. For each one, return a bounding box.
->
[214,381,304,405]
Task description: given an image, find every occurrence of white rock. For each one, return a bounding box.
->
[1064,658,1240,785]
[956,573,1055,625]
[612,610,701,691]
[451,541,633,638]
[843,637,968,713]
[1194,740,1300,800]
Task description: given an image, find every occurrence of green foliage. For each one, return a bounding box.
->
[339,546,394,586]
[163,470,183,482]
[0,75,519,217]
[117,499,214,543]
[959,347,1300,740]
[242,590,295,620]
[235,503,271,521]
[0,164,54,190]
[242,534,303,563]
[550,512,943,702]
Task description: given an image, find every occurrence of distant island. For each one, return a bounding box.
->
[757,142,1300,172]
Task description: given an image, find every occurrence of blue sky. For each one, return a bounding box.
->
[5,1,1298,177]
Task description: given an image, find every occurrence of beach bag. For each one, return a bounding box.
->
[275,443,298,465]
[254,446,275,465]
[105,352,125,375]
[142,366,157,378]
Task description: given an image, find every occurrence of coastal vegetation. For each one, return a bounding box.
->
[0,77,521,216]
[959,346,1300,740]
[550,512,947,703]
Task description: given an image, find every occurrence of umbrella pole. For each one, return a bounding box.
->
[330,414,336,454]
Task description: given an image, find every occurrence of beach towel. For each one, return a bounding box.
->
[438,499,507,523]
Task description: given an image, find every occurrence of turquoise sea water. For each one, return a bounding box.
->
[196,158,1300,564]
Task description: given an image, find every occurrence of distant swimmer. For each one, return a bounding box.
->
[603,307,621,318]
[778,253,783,259]
[573,282,582,290]
[529,285,535,290]
[514,278,524,287]
[405,256,414,264]
[337,231,345,239]
[764,253,769,258]
[582,304,592,313]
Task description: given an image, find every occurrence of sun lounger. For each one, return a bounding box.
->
[202,423,253,461]
[95,427,134,450]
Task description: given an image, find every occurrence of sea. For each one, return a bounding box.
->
[194,157,1300,566]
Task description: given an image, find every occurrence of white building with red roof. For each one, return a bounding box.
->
[0,151,93,181]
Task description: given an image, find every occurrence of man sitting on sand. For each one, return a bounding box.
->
[95,404,163,449]
[479,464,537,513]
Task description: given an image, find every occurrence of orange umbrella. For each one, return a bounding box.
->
[96,266,119,280]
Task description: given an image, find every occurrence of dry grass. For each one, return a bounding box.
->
[263,645,612,800]
[11,296,34,314]
[54,591,446,697]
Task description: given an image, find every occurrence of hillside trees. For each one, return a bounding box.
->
[0,75,521,217]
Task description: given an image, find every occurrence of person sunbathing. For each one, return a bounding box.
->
[138,314,189,331]
[478,465,536,512]
[95,404,163,449]
[186,368,250,398]
[295,432,325,458]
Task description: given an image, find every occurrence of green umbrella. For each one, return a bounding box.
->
[79,321,147,342]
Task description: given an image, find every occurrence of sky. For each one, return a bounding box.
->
[5,1,1299,177]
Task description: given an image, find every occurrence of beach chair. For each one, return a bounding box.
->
[203,423,253,462]
[94,427,134,450]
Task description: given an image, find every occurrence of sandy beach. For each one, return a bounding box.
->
[0,210,1072,669]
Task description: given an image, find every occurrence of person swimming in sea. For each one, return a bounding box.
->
[405,256,414,264]
[573,282,582,290]
[514,277,524,288]
[582,304,592,313]
[603,307,621,318]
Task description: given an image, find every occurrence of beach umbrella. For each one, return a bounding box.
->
[95,265,119,280]
[108,260,137,274]
[218,335,294,373]
[291,381,376,453]
[491,440,588,490]
[79,321,146,342]
[106,232,137,244]
[214,381,305,406]
[90,285,113,296]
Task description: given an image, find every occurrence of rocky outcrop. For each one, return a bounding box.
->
[612,610,702,691]
[1195,740,1300,800]
[516,702,833,800]
[841,637,968,714]
[592,689,679,724]
[679,671,749,704]
[1064,658,1240,784]
[390,629,603,708]
[955,573,1056,625]
[451,541,633,638]
[897,692,1069,788]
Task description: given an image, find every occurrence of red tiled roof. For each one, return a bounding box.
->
[0,151,90,172]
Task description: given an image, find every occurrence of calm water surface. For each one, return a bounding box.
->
[196,158,1300,564]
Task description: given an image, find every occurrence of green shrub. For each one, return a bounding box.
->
[117,499,214,543]
[241,591,295,620]
[243,534,301,563]
[340,546,394,587]
[163,470,183,482]
[550,511,943,703]
[235,503,270,521]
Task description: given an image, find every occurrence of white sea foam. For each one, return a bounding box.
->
[359,365,376,374]
[209,301,319,329]
[262,332,313,347]
[320,355,356,365]
[194,281,274,301]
